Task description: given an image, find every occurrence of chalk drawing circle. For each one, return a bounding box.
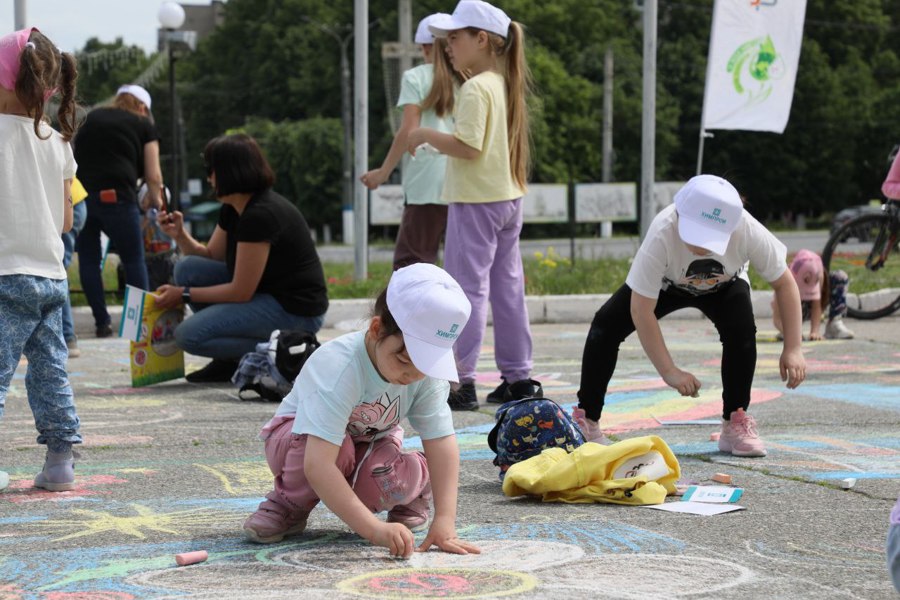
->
[336,568,537,599]
[541,554,752,598]
[746,539,884,569]
[271,540,583,574]
[126,564,310,595]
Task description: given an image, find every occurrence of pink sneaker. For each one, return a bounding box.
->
[387,482,432,532]
[571,408,610,445]
[718,409,767,457]
[243,503,309,544]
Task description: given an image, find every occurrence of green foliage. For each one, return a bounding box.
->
[232,117,345,228]
[71,0,900,232]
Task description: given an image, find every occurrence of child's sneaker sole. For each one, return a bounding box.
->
[34,480,76,492]
[718,439,767,457]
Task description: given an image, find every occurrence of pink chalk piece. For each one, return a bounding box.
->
[711,473,732,485]
[175,550,208,566]
[710,432,721,441]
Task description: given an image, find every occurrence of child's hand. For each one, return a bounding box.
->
[417,519,481,555]
[808,330,823,341]
[371,522,415,558]
[662,367,701,397]
[360,168,387,190]
[779,347,806,389]
[407,128,427,156]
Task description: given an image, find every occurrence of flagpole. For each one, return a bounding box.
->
[696,0,721,175]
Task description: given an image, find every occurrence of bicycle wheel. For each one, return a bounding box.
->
[822,213,900,319]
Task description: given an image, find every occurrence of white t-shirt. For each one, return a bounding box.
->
[626,204,787,299]
[274,331,455,446]
[0,115,76,279]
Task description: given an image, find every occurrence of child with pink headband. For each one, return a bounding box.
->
[0,28,81,492]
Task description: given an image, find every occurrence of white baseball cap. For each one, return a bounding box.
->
[117,84,152,110]
[674,174,744,255]
[386,263,471,382]
[415,13,451,44]
[429,0,511,39]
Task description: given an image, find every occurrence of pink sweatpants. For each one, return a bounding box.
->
[257,416,429,519]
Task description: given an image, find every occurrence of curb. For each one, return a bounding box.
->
[73,290,787,336]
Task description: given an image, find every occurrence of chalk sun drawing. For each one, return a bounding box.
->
[33,503,239,541]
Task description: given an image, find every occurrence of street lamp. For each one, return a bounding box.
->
[158,1,186,211]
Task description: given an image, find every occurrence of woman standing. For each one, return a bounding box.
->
[74,84,163,337]
[155,134,328,383]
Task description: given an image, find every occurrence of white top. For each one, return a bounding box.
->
[0,115,76,279]
[626,204,787,299]
[274,331,455,446]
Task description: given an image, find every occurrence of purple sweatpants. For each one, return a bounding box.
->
[257,416,429,518]
[443,199,533,384]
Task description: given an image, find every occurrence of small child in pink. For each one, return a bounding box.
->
[772,249,854,341]
[243,263,481,559]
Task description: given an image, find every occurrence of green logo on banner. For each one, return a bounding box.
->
[727,34,785,107]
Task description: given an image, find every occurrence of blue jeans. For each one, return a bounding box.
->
[0,275,81,452]
[77,196,149,328]
[61,202,87,342]
[173,256,326,360]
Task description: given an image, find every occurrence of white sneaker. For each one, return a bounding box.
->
[571,408,610,445]
[825,318,854,340]
[0,470,8,492]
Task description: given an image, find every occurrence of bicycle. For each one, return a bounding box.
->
[821,200,900,319]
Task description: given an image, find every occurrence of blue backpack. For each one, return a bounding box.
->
[487,397,586,481]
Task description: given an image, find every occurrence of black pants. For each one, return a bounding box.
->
[577,280,757,421]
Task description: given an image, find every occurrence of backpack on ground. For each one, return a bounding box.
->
[487,396,585,481]
[232,329,320,402]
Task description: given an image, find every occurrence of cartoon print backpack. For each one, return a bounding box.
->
[232,329,320,402]
[487,397,586,481]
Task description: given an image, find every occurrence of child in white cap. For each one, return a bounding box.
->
[771,249,854,340]
[361,13,463,271]
[243,263,481,559]
[575,174,807,457]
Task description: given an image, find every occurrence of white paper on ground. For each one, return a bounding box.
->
[642,501,745,516]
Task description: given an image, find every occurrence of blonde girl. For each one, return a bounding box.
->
[407,0,537,411]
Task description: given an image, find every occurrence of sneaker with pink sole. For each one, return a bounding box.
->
[571,407,610,445]
[243,502,309,544]
[387,482,432,532]
[718,408,767,457]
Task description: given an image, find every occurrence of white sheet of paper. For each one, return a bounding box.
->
[642,501,745,516]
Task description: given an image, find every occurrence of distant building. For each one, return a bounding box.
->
[157,1,226,51]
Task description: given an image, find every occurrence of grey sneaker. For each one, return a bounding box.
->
[66,338,81,359]
[825,318,854,339]
[34,449,76,492]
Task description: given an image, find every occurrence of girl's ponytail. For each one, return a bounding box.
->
[491,22,532,191]
[422,38,466,118]
[56,51,78,142]
[14,30,79,141]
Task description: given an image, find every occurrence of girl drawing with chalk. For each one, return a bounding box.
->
[244,264,481,559]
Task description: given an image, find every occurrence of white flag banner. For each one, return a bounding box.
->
[701,0,807,133]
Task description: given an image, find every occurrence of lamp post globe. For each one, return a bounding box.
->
[158,2,185,30]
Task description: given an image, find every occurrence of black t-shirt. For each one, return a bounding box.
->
[73,107,160,203]
[218,189,329,317]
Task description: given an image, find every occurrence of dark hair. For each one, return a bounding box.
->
[371,288,402,339]
[203,133,275,197]
[16,30,78,142]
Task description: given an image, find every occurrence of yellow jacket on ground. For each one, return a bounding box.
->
[502,435,681,506]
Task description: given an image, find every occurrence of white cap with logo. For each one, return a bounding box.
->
[415,13,452,44]
[117,84,152,111]
[429,0,511,39]
[674,174,744,255]
[387,263,471,382]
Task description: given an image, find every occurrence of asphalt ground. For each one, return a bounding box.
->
[1,313,898,599]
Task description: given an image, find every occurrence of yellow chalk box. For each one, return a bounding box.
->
[120,285,185,387]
